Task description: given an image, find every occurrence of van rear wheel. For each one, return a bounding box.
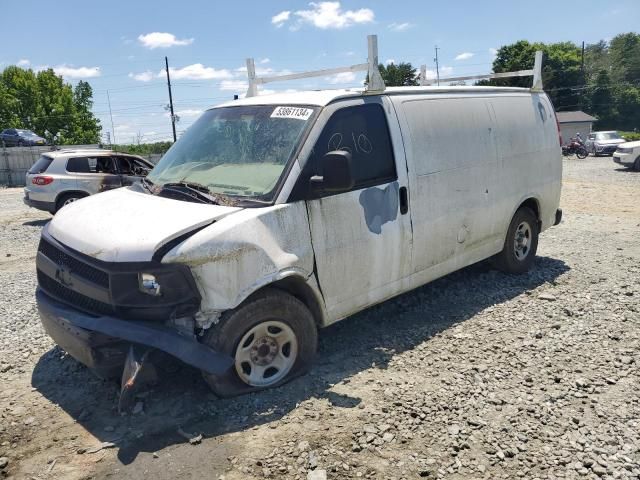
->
[201,288,317,398]
[492,207,539,274]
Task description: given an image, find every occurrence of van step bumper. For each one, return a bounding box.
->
[36,289,233,376]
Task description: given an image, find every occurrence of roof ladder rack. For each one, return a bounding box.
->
[419,50,544,91]
[245,35,385,97]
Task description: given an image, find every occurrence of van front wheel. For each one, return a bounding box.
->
[201,288,317,398]
[492,207,539,274]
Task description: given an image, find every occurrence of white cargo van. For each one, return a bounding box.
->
[35,39,562,398]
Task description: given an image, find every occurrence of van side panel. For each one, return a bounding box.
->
[394,95,500,273]
[488,93,562,234]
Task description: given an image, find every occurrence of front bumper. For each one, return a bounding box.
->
[594,144,619,155]
[37,289,233,376]
[613,155,635,167]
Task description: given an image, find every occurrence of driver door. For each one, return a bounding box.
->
[302,98,413,322]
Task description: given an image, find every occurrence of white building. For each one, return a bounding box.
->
[556,111,597,145]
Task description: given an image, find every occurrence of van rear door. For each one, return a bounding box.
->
[303,97,413,322]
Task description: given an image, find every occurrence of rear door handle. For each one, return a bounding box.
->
[399,186,408,215]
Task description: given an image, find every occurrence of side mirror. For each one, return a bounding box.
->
[309,150,355,193]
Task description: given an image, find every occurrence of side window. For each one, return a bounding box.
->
[96,156,116,174]
[67,157,91,173]
[66,156,112,173]
[312,103,396,189]
[115,156,133,174]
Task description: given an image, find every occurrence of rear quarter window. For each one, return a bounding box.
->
[28,156,54,174]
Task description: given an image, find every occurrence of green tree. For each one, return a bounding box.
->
[487,40,582,110]
[378,62,418,86]
[608,32,640,84]
[586,70,615,129]
[70,81,101,144]
[0,65,101,144]
[34,68,75,143]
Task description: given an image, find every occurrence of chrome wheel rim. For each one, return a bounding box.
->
[514,221,532,261]
[234,320,298,387]
[63,197,78,206]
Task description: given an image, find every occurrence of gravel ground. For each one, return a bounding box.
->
[0,156,638,480]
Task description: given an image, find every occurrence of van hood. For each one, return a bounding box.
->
[48,187,241,262]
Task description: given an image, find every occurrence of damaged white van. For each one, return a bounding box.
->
[35,40,562,398]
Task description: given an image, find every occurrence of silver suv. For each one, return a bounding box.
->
[23,149,153,214]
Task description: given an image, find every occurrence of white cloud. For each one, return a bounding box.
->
[272,11,291,27]
[235,65,293,77]
[220,79,249,91]
[455,52,474,61]
[260,58,271,64]
[423,66,453,82]
[388,22,412,32]
[138,32,194,49]
[129,71,154,82]
[385,58,396,65]
[277,2,374,30]
[489,47,498,56]
[176,109,203,117]
[52,65,101,78]
[163,64,233,80]
[327,71,356,84]
[17,59,30,67]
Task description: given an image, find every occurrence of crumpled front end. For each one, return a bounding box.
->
[35,225,233,376]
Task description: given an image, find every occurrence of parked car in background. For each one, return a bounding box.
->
[585,131,626,156]
[613,141,640,171]
[23,149,153,213]
[0,128,46,146]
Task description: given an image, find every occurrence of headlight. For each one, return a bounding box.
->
[617,147,632,154]
[139,273,162,296]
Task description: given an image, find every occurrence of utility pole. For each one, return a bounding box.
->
[165,56,177,142]
[434,46,440,86]
[107,90,116,146]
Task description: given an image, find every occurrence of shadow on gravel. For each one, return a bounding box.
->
[22,219,50,227]
[31,256,569,465]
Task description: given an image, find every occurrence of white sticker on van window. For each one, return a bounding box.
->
[271,106,313,120]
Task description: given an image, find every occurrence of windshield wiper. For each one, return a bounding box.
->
[160,181,234,206]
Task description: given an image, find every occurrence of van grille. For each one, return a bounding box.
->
[38,238,109,288]
[37,270,114,316]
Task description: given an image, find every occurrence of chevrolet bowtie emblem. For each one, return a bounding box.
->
[55,264,73,287]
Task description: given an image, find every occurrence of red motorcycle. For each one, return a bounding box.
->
[562,138,588,159]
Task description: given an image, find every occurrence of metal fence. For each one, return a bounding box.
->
[0,144,161,187]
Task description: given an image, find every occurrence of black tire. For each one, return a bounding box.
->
[576,147,588,159]
[634,157,640,172]
[55,192,86,213]
[201,288,317,398]
[492,207,539,275]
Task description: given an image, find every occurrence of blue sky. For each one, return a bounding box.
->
[1,0,638,143]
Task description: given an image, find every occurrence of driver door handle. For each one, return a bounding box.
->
[399,186,408,215]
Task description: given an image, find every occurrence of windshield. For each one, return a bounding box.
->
[595,132,621,141]
[147,105,317,201]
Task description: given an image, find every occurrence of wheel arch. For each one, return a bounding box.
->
[55,190,90,208]
[252,274,327,328]
[518,197,541,225]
